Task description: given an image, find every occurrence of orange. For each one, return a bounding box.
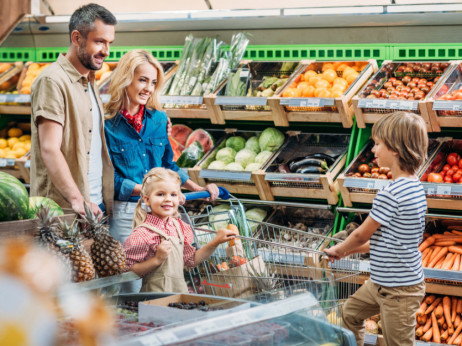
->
[283,88,300,98]
[321,63,334,72]
[332,84,347,93]
[315,79,331,89]
[343,67,357,77]
[331,89,344,98]
[296,81,310,90]
[7,128,22,138]
[301,85,315,97]
[322,69,337,84]
[308,76,321,87]
[315,88,331,98]
[336,64,350,72]
[333,77,348,87]
[345,72,359,85]
[304,70,317,81]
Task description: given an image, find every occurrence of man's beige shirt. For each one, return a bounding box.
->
[30,54,114,214]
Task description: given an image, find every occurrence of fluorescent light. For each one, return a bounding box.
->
[116,12,189,21]
[284,6,383,15]
[387,4,462,12]
[190,9,280,19]
[45,15,71,23]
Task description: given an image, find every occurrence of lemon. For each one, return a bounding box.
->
[19,134,31,142]
[0,149,5,157]
[7,128,23,138]
[24,142,31,151]
[0,138,7,149]
[7,137,19,148]
[12,142,25,151]
[14,148,27,158]
[4,151,16,159]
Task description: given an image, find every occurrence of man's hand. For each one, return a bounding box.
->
[155,240,171,263]
[71,199,102,217]
[324,246,344,262]
[167,117,172,137]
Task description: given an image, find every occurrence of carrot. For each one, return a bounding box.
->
[423,315,433,333]
[443,322,448,330]
[436,241,457,247]
[457,298,462,314]
[417,301,428,317]
[455,315,461,328]
[433,234,447,239]
[448,322,462,344]
[221,262,229,271]
[440,329,449,341]
[426,297,443,315]
[429,247,449,268]
[417,314,427,325]
[426,295,437,305]
[452,230,462,236]
[436,303,445,318]
[453,254,461,271]
[444,296,454,331]
[432,311,441,343]
[227,224,239,246]
[453,334,462,344]
[422,249,433,267]
[443,253,457,270]
[445,231,454,235]
[429,246,443,262]
[419,236,436,252]
[453,297,459,322]
[422,247,431,261]
[435,256,446,269]
[416,326,424,337]
[438,315,446,327]
[449,246,462,255]
[421,327,433,342]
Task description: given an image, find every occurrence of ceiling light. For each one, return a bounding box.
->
[284,6,384,15]
[45,15,71,24]
[190,9,280,19]
[116,12,189,21]
[387,4,462,12]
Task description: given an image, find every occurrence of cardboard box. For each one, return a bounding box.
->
[138,294,251,323]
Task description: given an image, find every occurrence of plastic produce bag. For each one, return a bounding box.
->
[176,140,204,168]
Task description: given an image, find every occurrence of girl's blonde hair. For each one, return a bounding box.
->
[104,49,164,119]
[132,167,181,229]
[371,111,428,175]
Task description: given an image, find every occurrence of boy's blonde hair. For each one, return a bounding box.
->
[371,111,428,175]
[104,49,165,119]
[132,168,182,229]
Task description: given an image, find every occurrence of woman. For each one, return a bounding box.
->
[104,49,218,246]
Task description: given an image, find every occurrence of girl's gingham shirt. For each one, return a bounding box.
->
[123,214,196,270]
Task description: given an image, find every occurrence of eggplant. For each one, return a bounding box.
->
[304,153,337,166]
[289,158,329,172]
[295,165,326,174]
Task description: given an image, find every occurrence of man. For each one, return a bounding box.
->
[30,3,117,216]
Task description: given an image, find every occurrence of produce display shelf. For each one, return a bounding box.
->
[352,60,454,132]
[0,156,30,183]
[0,47,35,62]
[426,62,462,132]
[278,60,378,128]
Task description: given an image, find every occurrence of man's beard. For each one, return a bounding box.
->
[77,39,103,71]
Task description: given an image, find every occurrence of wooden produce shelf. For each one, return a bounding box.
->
[162,95,221,123]
[0,157,30,183]
[279,60,378,128]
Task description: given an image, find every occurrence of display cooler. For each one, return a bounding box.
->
[427,62,462,131]
[278,60,377,128]
[352,60,454,131]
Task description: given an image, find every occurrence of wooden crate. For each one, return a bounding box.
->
[0,156,30,183]
[277,60,378,128]
[426,97,462,132]
[352,60,454,132]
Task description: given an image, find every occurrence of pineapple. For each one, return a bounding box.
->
[60,220,96,282]
[79,204,126,277]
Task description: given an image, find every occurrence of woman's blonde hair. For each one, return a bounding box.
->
[104,49,164,119]
[132,167,182,229]
[371,111,428,175]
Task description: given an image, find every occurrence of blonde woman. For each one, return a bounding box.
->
[104,49,218,250]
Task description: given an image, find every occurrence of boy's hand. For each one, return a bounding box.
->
[155,240,171,262]
[211,228,236,247]
[324,246,343,262]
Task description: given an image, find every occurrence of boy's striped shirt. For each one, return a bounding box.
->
[369,177,427,287]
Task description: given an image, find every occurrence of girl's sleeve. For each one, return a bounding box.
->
[123,229,153,269]
[180,222,197,268]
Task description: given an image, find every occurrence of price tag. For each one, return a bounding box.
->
[6,159,15,166]
[389,101,398,108]
[375,99,386,108]
[0,158,7,167]
[157,332,179,343]
[15,95,30,103]
[453,104,461,111]
[365,101,373,108]
[427,187,435,195]
[0,95,7,103]
[25,160,30,168]
[307,98,321,107]
[240,70,250,78]
[437,185,451,195]
[366,182,375,189]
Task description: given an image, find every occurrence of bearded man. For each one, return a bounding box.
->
[31,3,117,216]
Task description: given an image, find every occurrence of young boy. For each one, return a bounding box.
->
[324,111,428,346]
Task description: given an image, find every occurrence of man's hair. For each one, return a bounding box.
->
[371,111,428,175]
[69,3,117,41]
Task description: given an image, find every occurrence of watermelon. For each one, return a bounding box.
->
[0,172,29,221]
[168,136,184,161]
[185,129,214,154]
[29,196,64,218]
[171,124,193,147]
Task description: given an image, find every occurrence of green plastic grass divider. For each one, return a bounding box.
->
[390,43,462,60]
[107,46,183,61]
[0,48,35,62]
[36,47,67,62]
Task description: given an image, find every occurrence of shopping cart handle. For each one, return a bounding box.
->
[184,187,230,201]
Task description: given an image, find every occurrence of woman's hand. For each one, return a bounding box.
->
[205,184,219,201]
[167,117,172,137]
[324,245,344,262]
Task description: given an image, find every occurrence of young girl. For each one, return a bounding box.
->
[325,111,428,346]
[123,167,236,293]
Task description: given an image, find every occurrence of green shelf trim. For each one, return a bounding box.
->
[390,43,462,61]
[36,47,67,62]
[353,125,372,158]
[0,48,35,62]
[107,46,183,61]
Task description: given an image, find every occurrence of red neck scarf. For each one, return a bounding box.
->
[120,105,145,133]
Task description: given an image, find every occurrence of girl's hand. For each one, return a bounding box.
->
[324,246,344,262]
[211,228,236,246]
[155,240,171,262]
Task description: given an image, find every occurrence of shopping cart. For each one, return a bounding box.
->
[181,188,361,326]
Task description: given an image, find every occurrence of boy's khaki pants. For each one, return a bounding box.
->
[342,279,425,346]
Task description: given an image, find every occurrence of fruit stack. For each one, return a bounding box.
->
[0,127,30,159]
[421,151,462,184]
[18,63,50,94]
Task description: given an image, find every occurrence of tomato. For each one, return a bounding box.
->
[371,167,380,174]
[387,171,393,179]
[459,159,462,169]
[446,169,455,177]
[444,176,453,184]
[379,167,391,175]
[433,152,445,164]
[443,164,451,172]
[354,172,362,177]
[447,154,458,166]
[453,172,462,183]
[371,172,379,179]
[363,172,372,178]
[421,173,428,182]
[452,165,459,172]
[428,173,443,183]
[378,174,388,180]
[358,164,370,174]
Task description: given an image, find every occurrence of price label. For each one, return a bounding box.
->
[25,160,30,168]
[307,98,321,107]
[0,159,7,167]
[389,102,398,108]
[437,185,451,195]
[427,188,435,195]
[366,182,375,189]
[240,70,250,78]
[230,314,252,326]
[15,95,30,103]
[453,104,461,111]
[375,99,386,108]
[365,101,373,108]
[0,95,7,103]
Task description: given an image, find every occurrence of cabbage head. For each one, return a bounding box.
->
[245,207,268,232]
[259,127,285,152]
[209,204,231,230]
[207,160,226,170]
[226,136,246,152]
[225,162,244,171]
[234,148,257,169]
[245,136,260,154]
[255,151,273,166]
[216,147,236,165]
[245,162,261,172]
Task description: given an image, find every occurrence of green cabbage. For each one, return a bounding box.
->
[245,162,261,172]
[235,148,257,169]
[225,162,244,171]
[226,136,246,152]
[209,204,231,230]
[245,136,260,154]
[255,150,273,166]
[207,160,226,170]
[259,127,285,152]
[216,147,236,165]
[245,207,268,232]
